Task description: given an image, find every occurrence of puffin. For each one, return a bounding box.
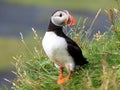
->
[42,10,88,84]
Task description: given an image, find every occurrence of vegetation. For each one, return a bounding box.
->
[1,0,117,11]
[0,38,22,69]
[11,6,120,90]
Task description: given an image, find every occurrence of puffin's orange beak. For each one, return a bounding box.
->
[64,14,76,26]
[68,14,76,26]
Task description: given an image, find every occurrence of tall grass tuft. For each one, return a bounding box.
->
[12,9,120,90]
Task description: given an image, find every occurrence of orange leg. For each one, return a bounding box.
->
[59,68,63,79]
[57,67,72,84]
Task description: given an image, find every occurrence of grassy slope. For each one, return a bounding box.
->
[12,10,120,89]
[1,0,117,11]
[0,38,23,69]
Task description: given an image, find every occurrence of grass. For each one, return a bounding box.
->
[11,7,120,90]
[1,0,118,11]
[0,38,23,70]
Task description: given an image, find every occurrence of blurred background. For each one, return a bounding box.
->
[0,0,117,89]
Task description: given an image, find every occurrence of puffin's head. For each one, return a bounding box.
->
[51,10,76,27]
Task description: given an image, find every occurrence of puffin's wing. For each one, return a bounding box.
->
[65,37,88,66]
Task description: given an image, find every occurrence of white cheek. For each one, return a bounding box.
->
[51,17,62,26]
[51,15,69,26]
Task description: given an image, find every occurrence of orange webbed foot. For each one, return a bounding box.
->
[57,67,72,84]
[57,78,68,84]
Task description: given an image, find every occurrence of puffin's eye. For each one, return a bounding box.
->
[59,13,62,17]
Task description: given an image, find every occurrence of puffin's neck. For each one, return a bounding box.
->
[47,20,65,37]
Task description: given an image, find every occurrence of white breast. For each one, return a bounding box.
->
[42,32,75,70]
